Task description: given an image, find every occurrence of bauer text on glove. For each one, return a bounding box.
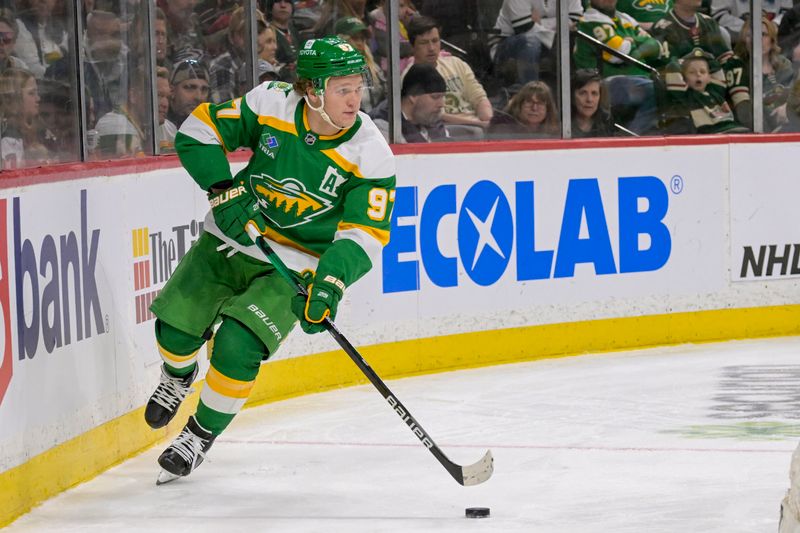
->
[290,271,344,334]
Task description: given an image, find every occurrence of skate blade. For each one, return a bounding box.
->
[156,469,182,485]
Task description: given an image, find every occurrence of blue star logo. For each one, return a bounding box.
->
[457,181,513,286]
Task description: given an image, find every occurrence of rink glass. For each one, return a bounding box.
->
[0,0,789,172]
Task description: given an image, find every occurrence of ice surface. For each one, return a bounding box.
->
[6,337,800,532]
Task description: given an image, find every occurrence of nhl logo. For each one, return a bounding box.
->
[304,133,317,146]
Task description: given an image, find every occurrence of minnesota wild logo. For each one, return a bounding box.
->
[631,0,667,10]
[250,173,333,228]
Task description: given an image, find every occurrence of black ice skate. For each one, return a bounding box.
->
[144,364,197,429]
[156,416,216,485]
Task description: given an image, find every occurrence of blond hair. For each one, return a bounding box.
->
[735,16,783,72]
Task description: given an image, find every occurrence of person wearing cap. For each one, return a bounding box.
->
[369,62,447,143]
[663,46,748,133]
[144,36,395,484]
[335,15,385,112]
[404,15,493,130]
[167,58,210,128]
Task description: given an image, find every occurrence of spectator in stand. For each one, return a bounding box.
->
[651,0,752,127]
[405,15,493,130]
[209,6,263,103]
[616,0,671,30]
[38,78,79,162]
[778,1,800,68]
[783,73,800,130]
[369,62,448,143]
[45,9,127,124]
[13,0,68,78]
[335,16,385,112]
[157,0,206,64]
[312,0,366,38]
[258,17,293,82]
[491,0,583,85]
[488,80,559,139]
[664,47,748,132]
[573,0,663,134]
[735,15,794,131]
[369,0,416,74]
[155,7,170,71]
[156,66,175,151]
[168,57,209,128]
[196,0,237,57]
[0,67,48,168]
[259,19,279,68]
[711,0,790,44]
[417,0,476,54]
[0,9,28,74]
[94,69,148,158]
[264,0,299,80]
[571,68,617,137]
[122,3,152,74]
[82,10,127,120]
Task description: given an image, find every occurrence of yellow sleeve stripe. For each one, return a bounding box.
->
[321,149,364,178]
[206,366,255,399]
[157,343,199,363]
[191,103,227,151]
[258,115,297,135]
[262,227,321,258]
[338,222,391,246]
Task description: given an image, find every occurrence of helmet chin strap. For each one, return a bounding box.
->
[304,93,345,132]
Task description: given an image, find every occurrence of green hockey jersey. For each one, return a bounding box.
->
[664,64,744,133]
[615,0,672,24]
[650,10,749,107]
[175,81,397,279]
[574,8,663,77]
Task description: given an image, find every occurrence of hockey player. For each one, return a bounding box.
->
[143,36,396,484]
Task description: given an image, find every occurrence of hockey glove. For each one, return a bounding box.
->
[208,183,262,246]
[290,269,344,334]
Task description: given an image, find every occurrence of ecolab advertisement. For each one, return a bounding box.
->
[342,146,727,344]
[0,142,793,474]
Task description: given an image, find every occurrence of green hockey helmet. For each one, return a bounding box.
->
[296,36,367,95]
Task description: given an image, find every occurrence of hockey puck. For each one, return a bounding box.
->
[465,507,490,518]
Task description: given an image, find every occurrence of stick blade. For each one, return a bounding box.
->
[460,449,494,486]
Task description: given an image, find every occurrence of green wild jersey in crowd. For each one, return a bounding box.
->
[649,10,731,64]
[650,11,749,107]
[574,8,664,77]
[615,0,672,24]
[175,81,397,276]
[665,74,742,134]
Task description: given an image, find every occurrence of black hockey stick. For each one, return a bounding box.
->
[245,222,493,486]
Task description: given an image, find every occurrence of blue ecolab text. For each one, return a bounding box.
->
[382,177,671,293]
